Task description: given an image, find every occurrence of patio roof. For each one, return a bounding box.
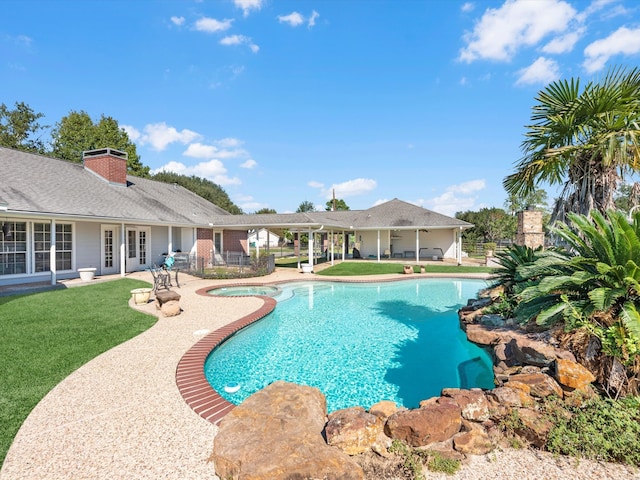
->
[208,199,473,231]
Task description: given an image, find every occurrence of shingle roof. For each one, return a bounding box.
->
[209,199,472,230]
[0,148,473,231]
[0,147,229,225]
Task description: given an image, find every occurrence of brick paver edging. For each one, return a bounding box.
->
[175,291,277,424]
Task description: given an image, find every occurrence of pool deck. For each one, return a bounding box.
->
[3,265,635,480]
[3,265,483,480]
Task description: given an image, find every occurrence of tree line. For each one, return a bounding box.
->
[0,103,242,213]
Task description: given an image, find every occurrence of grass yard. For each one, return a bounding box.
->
[0,278,156,466]
[316,261,494,276]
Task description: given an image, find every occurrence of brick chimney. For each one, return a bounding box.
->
[83,148,128,185]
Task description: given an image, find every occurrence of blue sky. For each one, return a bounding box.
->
[2,0,639,215]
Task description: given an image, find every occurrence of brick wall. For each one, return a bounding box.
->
[83,149,128,185]
[196,228,213,265]
[224,230,248,253]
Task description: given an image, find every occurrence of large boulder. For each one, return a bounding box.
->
[507,373,564,398]
[554,358,596,390]
[325,407,384,456]
[385,402,462,447]
[453,420,494,455]
[441,388,491,422]
[212,381,364,480]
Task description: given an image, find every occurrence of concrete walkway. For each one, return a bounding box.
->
[2,267,638,480]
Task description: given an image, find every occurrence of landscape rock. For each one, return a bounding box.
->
[554,358,596,390]
[489,386,535,408]
[160,300,181,317]
[368,400,398,419]
[453,420,494,455]
[507,373,563,398]
[325,407,383,456]
[212,381,363,480]
[513,408,554,448]
[442,388,491,422]
[385,402,462,447]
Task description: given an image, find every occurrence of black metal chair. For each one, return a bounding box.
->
[149,265,171,293]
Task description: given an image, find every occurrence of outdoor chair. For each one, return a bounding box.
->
[150,265,171,293]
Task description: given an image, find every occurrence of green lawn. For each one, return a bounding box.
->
[316,261,494,276]
[0,279,157,466]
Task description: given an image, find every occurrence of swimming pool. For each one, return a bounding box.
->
[204,278,494,412]
[208,285,281,297]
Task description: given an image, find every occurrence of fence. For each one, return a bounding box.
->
[173,252,275,278]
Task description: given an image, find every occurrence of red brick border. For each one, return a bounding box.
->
[175,294,276,424]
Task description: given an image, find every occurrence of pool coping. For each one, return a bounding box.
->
[176,275,490,424]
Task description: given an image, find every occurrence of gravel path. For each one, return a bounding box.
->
[1,268,638,479]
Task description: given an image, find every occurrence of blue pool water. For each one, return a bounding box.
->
[204,278,494,412]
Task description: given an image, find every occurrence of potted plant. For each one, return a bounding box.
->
[130,288,153,305]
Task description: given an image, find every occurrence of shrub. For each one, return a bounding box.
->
[544,395,640,465]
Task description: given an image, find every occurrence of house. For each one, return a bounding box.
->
[248,228,281,248]
[0,147,473,287]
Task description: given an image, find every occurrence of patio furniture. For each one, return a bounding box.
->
[150,265,171,293]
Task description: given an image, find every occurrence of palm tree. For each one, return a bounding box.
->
[504,66,640,223]
[516,211,640,381]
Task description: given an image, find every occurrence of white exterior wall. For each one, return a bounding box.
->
[356,229,458,260]
[75,221,101,271]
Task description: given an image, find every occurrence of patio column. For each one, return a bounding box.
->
[308,227,313,265]
[377,229,381,262]
[457,227,462,265]
[167,226,173,255]
[330,229,335,265]
[342,231,346,260]
[49,219,56,285]
[415,229,420,263]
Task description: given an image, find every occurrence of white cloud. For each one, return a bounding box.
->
[327,178,377,199]
[195,17,233,33]
[121,125,141,142]
[278,12,305,27]
[170,16,185,26]
[151,159,241,186]
[449,179,486,194]
[583,26,640,73]
[515,57,560,85]
[220,35,259,53]
[136,122,201,151]
[308,181,324,189]
[183,143,218,158]
[234,0,264,17]
[241,159,257,169]
[427,179,486,216]
[218,137,242,148]
[461,2,475,13]
[308,11,320,28]
[459,0,577,62]
[542,27,584,54]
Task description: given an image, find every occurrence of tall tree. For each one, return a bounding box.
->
[504,187,549,215]
[456,208,517,244]
[504,66,640,222]
[51,111,149,176]
[151,171,242,214]
[325,198,350,211]
[254,208,277,214]
[296,200,316,213]
[0,101,48,153]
